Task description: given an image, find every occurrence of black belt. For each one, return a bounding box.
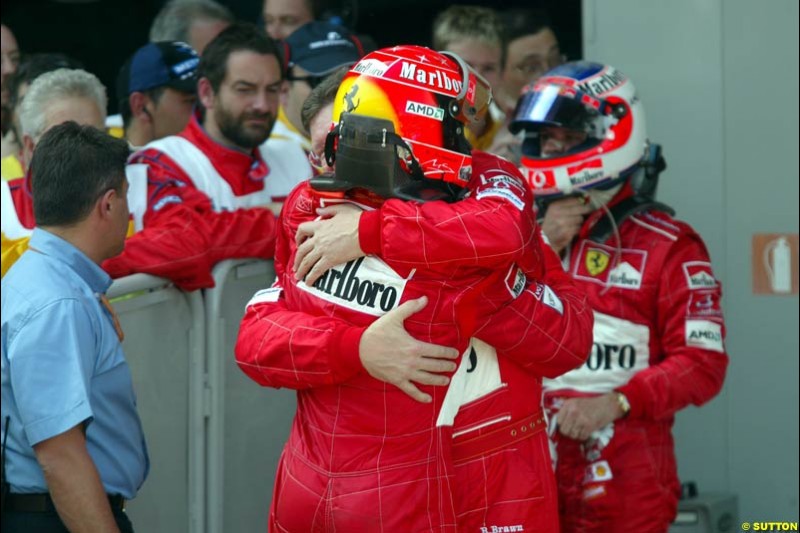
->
[5,493,126,512]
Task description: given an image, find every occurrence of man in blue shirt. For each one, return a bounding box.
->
[1,121,148,532]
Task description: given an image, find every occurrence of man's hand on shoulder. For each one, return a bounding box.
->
[359,296,459,403]
[294,204,363,285]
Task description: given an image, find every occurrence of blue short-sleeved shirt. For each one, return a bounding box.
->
[1,229,149,498]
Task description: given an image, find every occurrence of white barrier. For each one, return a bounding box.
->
[110,274,205,533]
[204,259,296,533]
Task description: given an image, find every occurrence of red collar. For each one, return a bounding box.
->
[180,112,270,185]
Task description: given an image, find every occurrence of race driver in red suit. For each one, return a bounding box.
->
[102,24,285,291]
[509,61,729,533]
[290,189,593,533]
[235,45,592,532]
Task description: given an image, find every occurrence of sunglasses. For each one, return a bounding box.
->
[288,72,325,89]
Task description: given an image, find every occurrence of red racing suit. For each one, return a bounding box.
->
[102,114,279,290]
[353,154,593,532]
[236,152,593,531]
[542,186,729,533]
[235,152,578,531]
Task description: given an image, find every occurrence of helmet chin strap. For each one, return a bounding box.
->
[583,182,623,209]
[581,185,624,296]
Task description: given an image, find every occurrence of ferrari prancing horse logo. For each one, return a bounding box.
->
[586,249,610,276]
[344,84,360,113]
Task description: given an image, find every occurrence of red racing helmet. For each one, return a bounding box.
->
[314,45,492,201]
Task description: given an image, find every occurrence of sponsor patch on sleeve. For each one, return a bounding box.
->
[474,171,527,210]
[246,286,282,309]
[476,187,525,210]
[683,261,718,290]
[152,194,183,212]
[504,265,526,299]
[532,282,564,315]
[686,290,723,319]
[685,319,724,352]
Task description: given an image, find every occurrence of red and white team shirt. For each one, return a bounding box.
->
[102,114,288,290]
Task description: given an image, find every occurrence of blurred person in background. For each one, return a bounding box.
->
[497,8,564,114]
[102,23,287,291]
[1,53,84,180]
[267,21,364,186]
[432,5,506,151]
[299,66,347,175]
[488,8,566,163]
[116,41,199,149]
[149,0,234,54]
[262,0,317,40]
[1,23,21,157]
[1,68,107,277]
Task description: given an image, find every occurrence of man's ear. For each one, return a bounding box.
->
[97,188,117,220]
[21,134,36,172]
[129,92,150,122]
[197,77,215,110]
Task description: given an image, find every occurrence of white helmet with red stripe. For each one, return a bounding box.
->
[510,61,648,199]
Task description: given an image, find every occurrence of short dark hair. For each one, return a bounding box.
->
[500,8,555,65]
[198,22,284,94]
[300,66,348,132]
[31,122,130,227]
[119,86,166,128]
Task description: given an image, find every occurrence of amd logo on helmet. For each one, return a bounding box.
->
[300,256,409,316]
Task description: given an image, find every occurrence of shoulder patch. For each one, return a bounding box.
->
[504,265,526,299]
[682,261,718,290]
[474,169,528,211]
[685,319,724,352]
[686,290,723,319]
[533,283,564,315]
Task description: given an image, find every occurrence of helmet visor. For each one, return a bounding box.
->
[440,51,493,124]
[511,84,602,133]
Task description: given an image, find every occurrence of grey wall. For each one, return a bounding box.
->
[583,0,799,521]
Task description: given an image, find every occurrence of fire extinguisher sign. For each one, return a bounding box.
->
[752,233,799,295]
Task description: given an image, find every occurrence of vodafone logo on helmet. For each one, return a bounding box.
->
[522,167,555,190]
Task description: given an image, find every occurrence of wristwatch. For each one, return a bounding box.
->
[615,391,631,417]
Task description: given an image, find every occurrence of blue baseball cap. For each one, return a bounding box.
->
[116,41,199,102]
[284,22,364,76]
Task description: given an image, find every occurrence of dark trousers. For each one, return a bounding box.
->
[1,507,134,532]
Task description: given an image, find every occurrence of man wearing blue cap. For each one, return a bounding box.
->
[115,41,200,149]
[269,21,364,169]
